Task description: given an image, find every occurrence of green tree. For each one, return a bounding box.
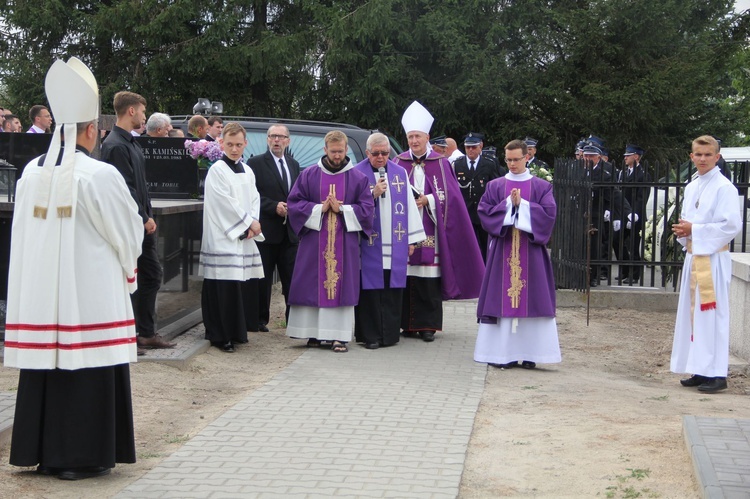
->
[0,0,747,160]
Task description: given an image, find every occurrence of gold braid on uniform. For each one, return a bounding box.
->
[507,227,526,308]
[323,184,340,300]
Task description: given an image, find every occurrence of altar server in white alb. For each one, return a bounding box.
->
[4,58,144,480]
[671,135,741,393]
[200,122,265,353]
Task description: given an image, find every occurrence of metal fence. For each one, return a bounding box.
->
[551,158,750,292]
[0,160,15,202]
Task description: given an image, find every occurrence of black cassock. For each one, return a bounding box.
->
[355,269,403,346]
[10,364,136,469]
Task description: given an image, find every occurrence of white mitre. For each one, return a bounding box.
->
[401,101,434,135]
[34,57,99,219]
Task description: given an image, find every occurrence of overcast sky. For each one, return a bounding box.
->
[736,0,750,12]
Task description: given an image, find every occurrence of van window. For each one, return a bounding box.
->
[244,131,363,168]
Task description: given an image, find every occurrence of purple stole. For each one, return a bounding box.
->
[501,179,531,317]
[317,172,348,307]
[354,160,409,289]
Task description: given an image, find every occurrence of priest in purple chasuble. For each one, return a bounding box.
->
[286,131,375,352]
[393,101,484,342]
[474,140,561,369]
[353,133,426,349]
[671,135,741,393]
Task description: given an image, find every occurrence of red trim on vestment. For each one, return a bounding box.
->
[4,336,136,350]
[700,302,717,311]
[5,319,135,332]
[127,275,136,283]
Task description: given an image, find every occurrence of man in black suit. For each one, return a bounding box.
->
[582,144,631,287]
[615,144,650,283]
[248,124,300,331]
[453,132,505,261]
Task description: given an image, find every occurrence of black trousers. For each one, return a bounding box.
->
[355,270,403,346]
[257,238,297,325]
[132,233,162,337]
[401,276,442,332]
[10,365,135,468]
[613,220,643,279]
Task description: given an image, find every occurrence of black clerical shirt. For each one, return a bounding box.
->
[101,125,152,223]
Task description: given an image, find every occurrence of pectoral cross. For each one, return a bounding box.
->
[391,175,405,193]
[394,222,406,242]
[368,232,379,246]
[433,176,445,202]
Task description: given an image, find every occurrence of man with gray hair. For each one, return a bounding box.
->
[353,133,425,349]
[248,124,301,331]
[145,112,172,138]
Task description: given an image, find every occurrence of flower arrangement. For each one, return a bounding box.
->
[643,186,684,282]
[184,139,223,169]
[528,163,553,182]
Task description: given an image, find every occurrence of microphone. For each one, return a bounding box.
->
[378,167,386,198]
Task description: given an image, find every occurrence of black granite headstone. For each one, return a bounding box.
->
[136,136,199,198]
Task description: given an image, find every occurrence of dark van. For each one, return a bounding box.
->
[171,116,403,167]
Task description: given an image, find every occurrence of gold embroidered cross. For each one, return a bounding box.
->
[394,222,406,242]
[391,175,405,193]
[368,232,379,246]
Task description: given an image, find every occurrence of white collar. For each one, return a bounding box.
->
[506,169,532,181]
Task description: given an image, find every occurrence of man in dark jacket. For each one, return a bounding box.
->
[101,91,174,352]
[453,132,506,261]
[615,144,650,283]
[248,124,301,330]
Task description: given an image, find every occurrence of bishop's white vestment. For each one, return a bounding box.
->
[4,150,144,370]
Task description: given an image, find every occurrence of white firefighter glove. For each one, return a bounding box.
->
[613,220,621,232]
[603,210,611,222]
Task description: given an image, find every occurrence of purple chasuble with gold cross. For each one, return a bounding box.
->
[476,175,556,322]
[354,158,410,289]
[286,161,374,308]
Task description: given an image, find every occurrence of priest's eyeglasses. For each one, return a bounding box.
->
[368,151,389,157]
[268,134,289,140]
[505,157,526,164]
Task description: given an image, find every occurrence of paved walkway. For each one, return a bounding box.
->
[116,300,486,498]
[2,299,750,496]
[684,416,750,498]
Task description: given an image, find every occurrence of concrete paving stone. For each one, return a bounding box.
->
[713,464,750,474]
[716,472,743,483]
[307,493,343,499]
[710,449,750,459]
[727,441,750,451]
[721,487,750,498]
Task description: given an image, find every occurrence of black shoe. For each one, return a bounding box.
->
[258,324,269,332]
[521,361,536,369]
[419,331,435,342]
[680,374,708,387]
[697,377,728,393]
[58,467,111,481]
[36,465,62,476]
[220,342,234,353]
[365,342,380,350]
[401,331,420,339]
[490,361,519,369]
